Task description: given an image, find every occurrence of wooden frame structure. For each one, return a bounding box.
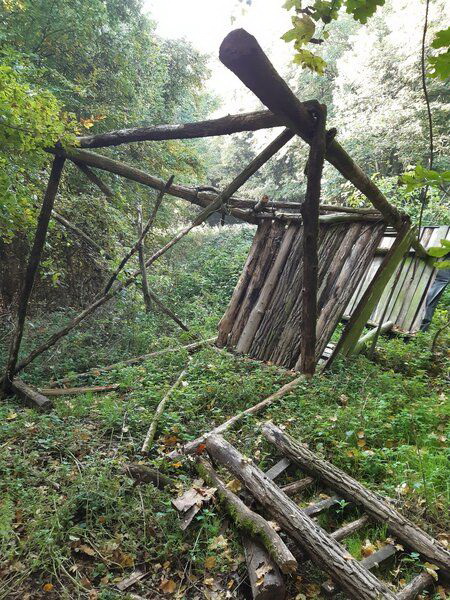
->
[2,28,430,406]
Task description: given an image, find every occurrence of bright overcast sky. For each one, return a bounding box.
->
[143,0,293,113]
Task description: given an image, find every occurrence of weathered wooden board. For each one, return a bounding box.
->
[345,225,450,332]
[218,219,386,369]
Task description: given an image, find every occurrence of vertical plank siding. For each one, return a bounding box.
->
[345,225,450,332]
[218,219,385,370]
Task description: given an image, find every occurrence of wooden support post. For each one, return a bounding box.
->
[326,223,416,367]
[262,422,450,577]
[197,457,297,574]
[299,102,326,376]
[136,204,152,312]
[74,161,114,198]
[218,29,427,258]
[2,157,65,393]
[206,434,396,600]
[5,131,292,380]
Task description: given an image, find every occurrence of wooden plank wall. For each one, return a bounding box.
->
[218,219,386,370]
[345,225,450,333]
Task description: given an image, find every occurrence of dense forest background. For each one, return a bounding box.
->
[0,0,448,313]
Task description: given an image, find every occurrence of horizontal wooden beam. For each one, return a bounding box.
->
[78,110,285,148]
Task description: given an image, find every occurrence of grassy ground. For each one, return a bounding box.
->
[0,226,449,599]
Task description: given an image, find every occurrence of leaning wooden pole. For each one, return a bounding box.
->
[2,131,292,381]
[103,176,174,294]
[206,435,396,600]
[2,157,65,393]
[51,210,113,260]
[218,28,426,258]
[262,422,450,577]
[74,161,114,198]
[136,204,152,312]
[299,102,326,376]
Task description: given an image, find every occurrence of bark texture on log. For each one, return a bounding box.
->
[206,434,396,600]
[198,458,297,574]
[243,538,286,600]
[39,384,119,396]
[299,102,326,376]
[218,29,426,258]
[10,379,53,411]
[124,463,175,489]
[218,220,385,371]
[396,572,435,600]
[3,157,65,391]
[78,110,285,148]
[262,423,450,577]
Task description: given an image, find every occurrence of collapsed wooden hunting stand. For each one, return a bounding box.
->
[1,29,440,406]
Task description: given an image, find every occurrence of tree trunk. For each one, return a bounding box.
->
[2,157,65,392]
[299,102,326,375]
[205,434,396,600]
[262,422,450,577]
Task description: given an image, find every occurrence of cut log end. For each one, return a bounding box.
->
[10,379,53,412]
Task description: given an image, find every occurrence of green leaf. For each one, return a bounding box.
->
[428,246,449,258]
[431,27,450,50]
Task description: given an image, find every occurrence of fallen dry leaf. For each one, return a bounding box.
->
[361,539,376,557]
[77,544,96,557]
[160,578,177,594]
[42,583,54,593]
[255,563,273,586]
[225,479,242,493]
[205,556,216,569]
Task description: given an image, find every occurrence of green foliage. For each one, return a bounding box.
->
[400,165,450,193]
[429,26,450,80]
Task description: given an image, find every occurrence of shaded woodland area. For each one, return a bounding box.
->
[0,0,449,599]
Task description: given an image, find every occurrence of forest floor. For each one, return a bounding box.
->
[0,226,449,600]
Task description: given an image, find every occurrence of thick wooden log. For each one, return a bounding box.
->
[2,157,65,392]
[136,205,152,312]
[141,367,188,452]
[322,544,396,595]
[243,538,286,600]
[167,376,306,460]
[330,515,369,542]
[47,338,215,387]
[51,210,113,260]
[206,434,396,600]
[280,477,314,496]
[198,457,297,574]
[353,321,394,355]
[104,176,173,294]
[74,161,114,197]
[396,572,435,600]
[10,379,53,411]
[299,102,326,376]
[218,29,427,258]
[262,423,450,577]
[78,110,285,148]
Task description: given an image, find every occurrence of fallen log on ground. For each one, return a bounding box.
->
[167,375,306,459]
[243,538,286,600]
[10,379,53,411]
[396,572,435,600]
[262,422,450,577]
[39,384,120,396]
[47,338,215,388]
[205,434,396,600]
[141,366,189,452]
[197,457,297,575]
